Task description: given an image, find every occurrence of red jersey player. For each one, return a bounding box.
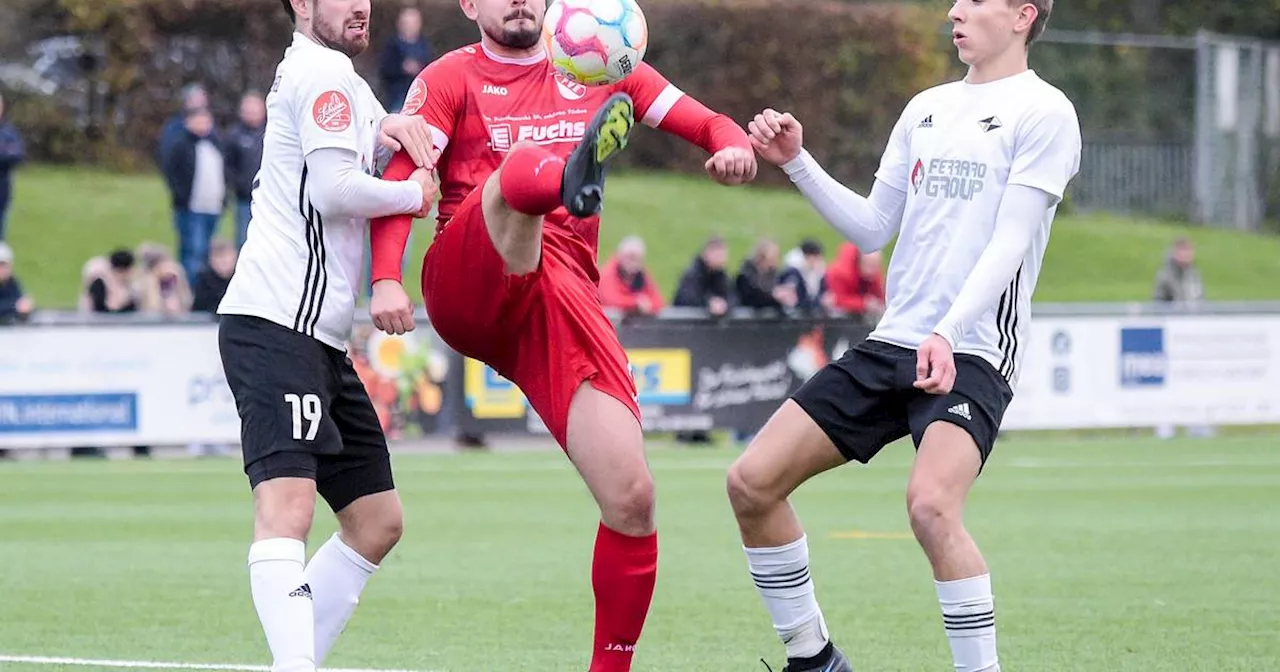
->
[368,1,754,669]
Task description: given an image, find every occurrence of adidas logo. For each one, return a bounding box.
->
[289,583,312,599]
[948,403,972,421]
[919,114,934,128]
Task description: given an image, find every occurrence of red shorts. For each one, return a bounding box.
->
[421,188,641,448]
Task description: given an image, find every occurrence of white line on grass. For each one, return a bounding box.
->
[0,655,433,672]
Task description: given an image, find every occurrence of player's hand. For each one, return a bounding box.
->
[379,114,435,169]
[408,167,437,218]
[748,109,803,166]
[370,280,415,335]
[914,334,956,395]
[704,146,757,186]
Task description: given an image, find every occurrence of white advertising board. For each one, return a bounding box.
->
[0,324,239,448]
[1004,313,1280,429]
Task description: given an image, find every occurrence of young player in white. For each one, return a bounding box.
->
[730,1,1080,670]
[217,1,435,671]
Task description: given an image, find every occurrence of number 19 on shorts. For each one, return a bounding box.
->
[285,393,322,441]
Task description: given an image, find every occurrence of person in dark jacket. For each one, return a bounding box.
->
[378,7,434,110]
[736,238,796,312]
[0,242,32,323]
[673,235,733,316]
[163,107,226,281]
[0,94,25,241]
[157,84,209,168]
[223,92,266,250]
[191,239,238,314]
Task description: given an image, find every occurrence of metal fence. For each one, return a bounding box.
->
[1029,29,1280,231]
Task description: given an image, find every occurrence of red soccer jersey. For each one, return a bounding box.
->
[371,42,749,285]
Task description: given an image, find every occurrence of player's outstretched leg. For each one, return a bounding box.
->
[565,382,656,672]
[907,422,999,672]
[249,479,319,672]
[481,92,636,275]
[726,401,854,672]
[304,490,404,665]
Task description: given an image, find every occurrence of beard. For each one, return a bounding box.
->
[314,16,369,57]
[483,9,542,50]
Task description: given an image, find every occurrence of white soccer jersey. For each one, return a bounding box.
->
[218,32,387,350]
[869,70,1081,386]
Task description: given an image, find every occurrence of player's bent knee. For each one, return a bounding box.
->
[726,456,779,520]
[599,470,656,534]
[905,483,960,540]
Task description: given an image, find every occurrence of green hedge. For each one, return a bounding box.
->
[9,0,948,186]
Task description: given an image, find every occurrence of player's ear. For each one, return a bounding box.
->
[1014,2,1037,41]
[459,0,479,21]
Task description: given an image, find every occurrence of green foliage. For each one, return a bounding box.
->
[10,0,949,186]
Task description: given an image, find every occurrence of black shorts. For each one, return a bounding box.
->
[792,339,1014,466]
[218,315,394,512]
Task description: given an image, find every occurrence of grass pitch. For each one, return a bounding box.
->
[1,434,1278,671]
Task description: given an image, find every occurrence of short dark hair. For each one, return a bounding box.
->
[800,239,823,256]
[109,249,135,271]
[280,0,295,22]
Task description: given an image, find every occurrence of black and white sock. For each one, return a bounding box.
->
[744,535,831,660]
[937,574,999,672]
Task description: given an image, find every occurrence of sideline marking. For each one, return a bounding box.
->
[0,655,433,672]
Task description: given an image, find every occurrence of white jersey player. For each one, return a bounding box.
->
[216,2,436,672]
[728,1,1079,671]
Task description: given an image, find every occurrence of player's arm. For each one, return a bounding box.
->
[295,70,426,220]
[370,74,455,287]
[750,109,905,252]
[930,103,1082,349]
[618,64,755,184]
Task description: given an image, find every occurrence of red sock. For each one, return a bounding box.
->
[589,523,658,672]
[498,144,566,215]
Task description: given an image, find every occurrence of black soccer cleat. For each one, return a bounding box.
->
[761,641,855,672]
[561,92,635,218]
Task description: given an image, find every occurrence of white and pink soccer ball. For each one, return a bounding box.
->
[542,0,649,86]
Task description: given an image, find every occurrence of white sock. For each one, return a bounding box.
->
[937,574,999,672]
[744,535,830,659]
[248,538,316,672]
[304,533,379,665]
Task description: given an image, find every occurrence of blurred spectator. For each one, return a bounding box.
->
[225,92,266,250]
[88,249,140,314]
[192,238,238,314]
[158,84,209,165]
[674,235,733,317]
[825,242,885,319]
[0,242,32,323]
[778,238,829,312]
[379,7,434,110]
[0,92,25,241]
[137,256,192,317]
[736,239,795,311]
[1153,237,1203,306]
[599,235,664,316]
[163,107,226,282]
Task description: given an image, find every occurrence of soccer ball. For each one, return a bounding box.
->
[543,0,648,86]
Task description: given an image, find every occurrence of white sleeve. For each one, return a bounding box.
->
[873,99,915,192]
[930,184,1052,348]
[780,149,905,252]
[295,68,363,156]
[1006,99,1082,203]
[306,147,422,219]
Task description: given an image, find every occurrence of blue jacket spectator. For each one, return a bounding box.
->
[162,108,226,281]
[0,94,25,241]
[379,8,433,110]
[157,84,210,168]
[224,93,266,249]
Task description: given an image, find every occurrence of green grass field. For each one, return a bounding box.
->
[7,165,1280,308]
[2,435,1278,671]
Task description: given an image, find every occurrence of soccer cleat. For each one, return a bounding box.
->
[761,641,854,672]
[561,92,635,218]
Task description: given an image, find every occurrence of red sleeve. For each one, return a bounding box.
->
[617,63,749,155]
[598,259,640,311]
[370,57,464,285]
